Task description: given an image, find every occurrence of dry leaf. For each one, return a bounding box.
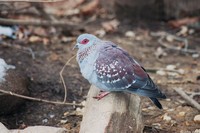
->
[80,0,99,15]
[29,36,41,43]
[102,19,120,32]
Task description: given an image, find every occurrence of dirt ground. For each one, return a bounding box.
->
[0,1,200,133]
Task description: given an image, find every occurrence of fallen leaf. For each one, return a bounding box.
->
[80,0,99,15]
[29,35,41,43]
[102,19,120,32]
[168,17,199,28]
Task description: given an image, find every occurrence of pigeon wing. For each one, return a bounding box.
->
[94,41,166,99]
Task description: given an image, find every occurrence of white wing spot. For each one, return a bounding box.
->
[109,64,115,69]
[113,78,120,83]
[113,73,119,77]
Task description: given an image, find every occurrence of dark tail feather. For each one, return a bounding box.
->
[149,97,163,109]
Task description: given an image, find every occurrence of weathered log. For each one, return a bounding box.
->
[80,85,144,133]
[101,0,200,20]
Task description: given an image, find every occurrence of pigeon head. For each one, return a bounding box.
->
[74,34,99,50]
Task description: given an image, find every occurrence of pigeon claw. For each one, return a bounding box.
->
[93,91,110,100]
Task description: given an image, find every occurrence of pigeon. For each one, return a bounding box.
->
[74,33,166,109]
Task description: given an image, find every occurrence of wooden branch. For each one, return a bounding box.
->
[174,88,200,111]
[0,0,64,2]
[150,31,200,54]
[0,89,83,107]
[0,18,81,29]
[80,85,144,133]
[1,42,35,59]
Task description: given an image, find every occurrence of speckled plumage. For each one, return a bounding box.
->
[75,34,166,109]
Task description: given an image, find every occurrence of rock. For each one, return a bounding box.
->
[0,122,67,133]
[80,85,143,133]
[0,58,29,115]
[194,129,200,133]
[194,114,200,123]
[0,122,9,133]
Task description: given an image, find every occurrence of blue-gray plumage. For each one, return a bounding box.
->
[74,33,166,109]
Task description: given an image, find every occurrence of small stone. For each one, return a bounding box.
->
[152,123,161,129]
[192,54,199,58]
[194,114,200,123]
[125,31,135,38]
[166,98,171,101]
[49,114,55,118]
[156,70,166,76]
[163,113,172,121]
[76,107,84,115]
[166,35,174,42]
[194,129,200,133]
[178,112,186,117]
[81,100,86,106]
[42,119,48,123]
[166,64,176,70]
[60,119,68,124]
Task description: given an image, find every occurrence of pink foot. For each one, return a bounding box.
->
[93,91,110,100]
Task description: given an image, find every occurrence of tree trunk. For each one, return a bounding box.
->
[80,85,144,133]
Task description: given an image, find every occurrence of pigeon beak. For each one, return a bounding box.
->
[73,44,78,50]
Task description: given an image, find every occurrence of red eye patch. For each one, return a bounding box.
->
[80,38,89,44]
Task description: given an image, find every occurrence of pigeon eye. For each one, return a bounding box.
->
[81,39,89,44]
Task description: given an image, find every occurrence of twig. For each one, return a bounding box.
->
[185,91,200,99]
[60,54,76,103]
[0,0,64,2]
[150,31,200,54]
[145,67,184,74]
[0,89,83,107]
[1,42,35,59]
[0,18,79,28]
[174,88,200,111]
[167,80,199,85]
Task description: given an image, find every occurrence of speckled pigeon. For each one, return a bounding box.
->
[74,33,166,109]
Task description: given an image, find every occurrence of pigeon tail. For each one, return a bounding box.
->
[149,97,163,109]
